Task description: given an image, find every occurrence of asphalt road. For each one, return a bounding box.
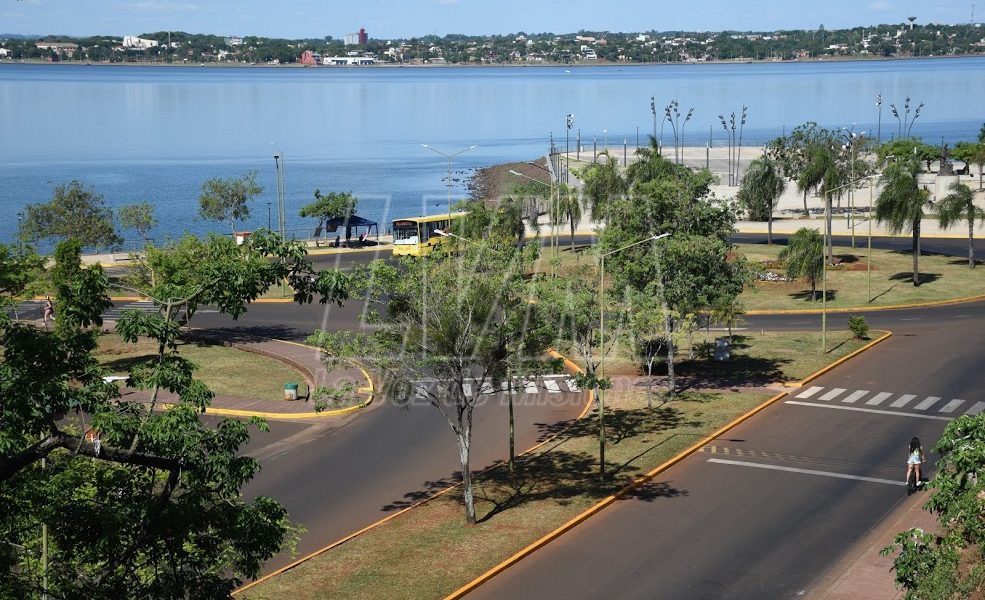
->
[467,312,985,599]
[98,233,979,581]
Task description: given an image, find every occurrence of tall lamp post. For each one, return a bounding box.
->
[422,144,478,221]
[566,114,574,185]
[820,174,878,352]
[271,142,286,239]
[876,93,883,144]
[510,167,558,274]
[598,233,670,478]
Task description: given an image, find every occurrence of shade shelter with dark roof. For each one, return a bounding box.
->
[316,214,379,246]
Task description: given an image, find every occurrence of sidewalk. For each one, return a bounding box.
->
[809,490,939,600]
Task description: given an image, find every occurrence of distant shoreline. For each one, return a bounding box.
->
[2,53,983,70]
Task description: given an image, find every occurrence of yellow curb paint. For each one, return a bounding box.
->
[745,293,985,316]
[232,347,592,597]
[443,331,895,600]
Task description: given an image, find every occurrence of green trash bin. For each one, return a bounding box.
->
[284,383,299,401]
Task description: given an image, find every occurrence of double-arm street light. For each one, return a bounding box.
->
[819,173,879,352]
[510,167,560,275]
[597,233,670,478]
[422,144,478,221]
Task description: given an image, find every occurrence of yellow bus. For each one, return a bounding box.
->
[391,212,467,257]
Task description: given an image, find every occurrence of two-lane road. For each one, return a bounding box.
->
[466,313,985,599]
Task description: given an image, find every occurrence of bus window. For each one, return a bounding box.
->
[393,220,420,244]
[423,220,449,240]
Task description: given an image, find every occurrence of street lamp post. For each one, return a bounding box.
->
[267,202,272,230]
[566,114,574,185]
[876,93,883,144]
[510,167,558,274]
[271,143,286,239]
[598,233,670,478]
[422,144,478,222]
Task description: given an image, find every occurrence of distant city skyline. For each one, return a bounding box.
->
[0,0,978,39]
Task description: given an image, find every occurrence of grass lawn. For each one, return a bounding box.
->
[95,334,305,401]
[567,329,874,383]
[238,389,770,600]
[739,243,984,311]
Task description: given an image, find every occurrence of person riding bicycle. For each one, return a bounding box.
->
[906,437,926,487]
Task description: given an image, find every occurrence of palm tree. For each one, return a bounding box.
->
[875,156,934,285]
[555,183,583,252]
[779,227,824,301]
[580,152,627,222]
[937,181,985,268]
[738,157,786,244]
[797,145,842,264]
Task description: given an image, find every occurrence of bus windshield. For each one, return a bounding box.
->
[392,220,420,244]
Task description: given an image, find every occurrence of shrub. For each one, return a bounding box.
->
[848,315,870,340]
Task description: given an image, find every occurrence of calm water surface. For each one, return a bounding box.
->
[2,58,984,248]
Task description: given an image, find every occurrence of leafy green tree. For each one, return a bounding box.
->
[0,244,45,306]
[937,181,985,268]
[578,153,627,222]
[117,201,157,247]
[299,190,357,244]
[876,156,934,285]
[738,157,786,244]
[309,242,539,523]
[768,122,833,217]
[20,180,122,250]
[536,270,615,478]
[623,285,667,408]
[0,237,321,598]
[847,315,869,339]
[779,228,824,301]
[198,171,263,234]
[882,412,985,599]
[952,141,985,191]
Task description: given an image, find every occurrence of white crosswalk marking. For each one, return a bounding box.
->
[914,396,941,411]
[938,399,965,413]
[462,383,473,397]
[785,386,980,418]
[890,394,917,408]
[479,382,495,395]
[841,390,868,404]
[565,379,580,392]
[544,379,561,393]
[523,380,538,394]
[966,402,985,416]
[796,386,824,399]
[819,388,847,401]
[865,392,893,406]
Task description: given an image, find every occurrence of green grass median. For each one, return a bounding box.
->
[237,329,876,599]
[96,334,305,401]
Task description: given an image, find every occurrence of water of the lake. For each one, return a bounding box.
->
[2,58,983,249]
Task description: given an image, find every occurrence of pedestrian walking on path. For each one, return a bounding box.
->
[42,296,54,328]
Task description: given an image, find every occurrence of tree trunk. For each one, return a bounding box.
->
[457,428,476,524]
[970,219,976,268]
[912,219,921,286]
[767,211,773,245]
[646,359,654,409]
[664,315,676,397]
[810,277,817,301]
[569,215,577,253]
[507,375,515,471]
[802,190,809,218]
[598,383,606,481]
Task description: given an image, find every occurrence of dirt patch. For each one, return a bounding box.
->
[468,157,549,201]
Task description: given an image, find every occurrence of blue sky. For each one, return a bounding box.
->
[1,0,976,38]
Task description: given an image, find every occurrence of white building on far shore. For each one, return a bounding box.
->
[123,36,159,49]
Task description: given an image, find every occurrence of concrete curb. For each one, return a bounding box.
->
[443,330,896,600]
[232,347,593,597]
[746,294,985,315]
